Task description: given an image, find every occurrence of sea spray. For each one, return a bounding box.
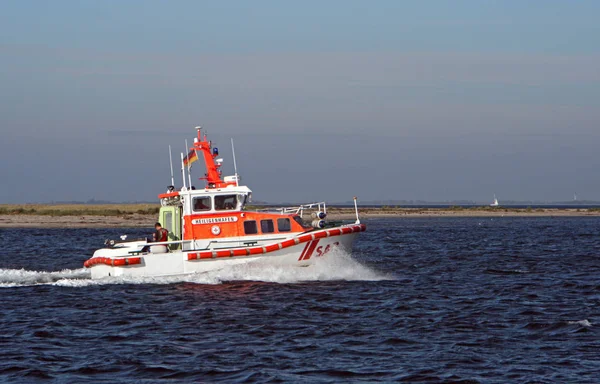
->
[0,268,89,288]
[2,250,391,288]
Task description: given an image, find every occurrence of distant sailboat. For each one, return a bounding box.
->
[490,194,499,207]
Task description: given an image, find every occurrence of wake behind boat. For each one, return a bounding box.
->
[84,127,366,279]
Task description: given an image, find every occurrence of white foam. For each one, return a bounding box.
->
[0,268,90,288]
[1,251,391,288]
[203,249,391,284]
[568,319,592,327]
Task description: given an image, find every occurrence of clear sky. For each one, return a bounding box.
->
[1,1,599,203]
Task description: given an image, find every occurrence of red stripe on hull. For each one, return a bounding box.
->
[301,240,320,261]
[298,242,311,261]
[83,256,142,268]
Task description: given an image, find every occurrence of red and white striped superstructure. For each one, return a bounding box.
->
[85,128,366,279]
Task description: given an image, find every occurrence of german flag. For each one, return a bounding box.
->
[183,150,198,167]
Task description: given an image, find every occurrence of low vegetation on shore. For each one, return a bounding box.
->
[0,204,160,216]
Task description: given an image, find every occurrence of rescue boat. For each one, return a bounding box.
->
[84,127,366,279]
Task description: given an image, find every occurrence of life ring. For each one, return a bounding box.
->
[211,225,221,235]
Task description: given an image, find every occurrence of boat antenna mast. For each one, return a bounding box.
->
[168,145,175,187]
[353,196,361,224]
[180,152,187,190]
[185,139,193,188]
[231,138,239,187]
[191,125,235,188]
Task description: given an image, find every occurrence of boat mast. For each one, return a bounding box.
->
[180,152,187,190]
[231,138,239,187]
[353,196,361,224]
[168,145,175,187]
[185,139,193,188]
[193,127,228,188]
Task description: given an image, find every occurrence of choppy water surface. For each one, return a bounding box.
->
[1,217,600,383]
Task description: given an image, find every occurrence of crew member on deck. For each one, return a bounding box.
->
[152,222,169,242]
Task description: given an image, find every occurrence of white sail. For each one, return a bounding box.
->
[490,194,499,207]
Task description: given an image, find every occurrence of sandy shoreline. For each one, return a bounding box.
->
[0,208,598,228]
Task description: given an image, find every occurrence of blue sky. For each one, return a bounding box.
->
[1,1,599,203]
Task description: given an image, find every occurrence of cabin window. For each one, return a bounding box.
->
[193,196,211,211]
[244,220,258,235]
[293,215,309,228]
[277,218,291,232]
[261,219,275,233]
[215,194,237,210]
[164,212,173,232]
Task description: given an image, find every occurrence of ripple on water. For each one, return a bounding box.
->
[1,219,600,382]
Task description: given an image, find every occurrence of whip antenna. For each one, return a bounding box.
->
[180,152,187,189]
[353,196,361,224]
[168,145,175,187]
[231,138,239,186]
[185,139,192,188]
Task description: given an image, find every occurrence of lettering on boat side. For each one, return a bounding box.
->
[299,240,340,261]
[192,216,238,225]
[315,242,340,258]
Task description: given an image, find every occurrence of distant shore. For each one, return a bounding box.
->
[0,204,598,228]
[325,207,600,220]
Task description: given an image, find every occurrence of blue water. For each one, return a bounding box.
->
[1,217,600,383]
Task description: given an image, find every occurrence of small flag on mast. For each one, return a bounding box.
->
[183,150,198,167]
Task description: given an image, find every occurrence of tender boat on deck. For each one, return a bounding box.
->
[84,128,366,279]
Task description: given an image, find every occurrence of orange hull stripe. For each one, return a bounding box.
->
[265,244,280,252]
[216,250,232,258]
[341,226,353,234]
[280,239,297,248]
[83,256,142,268]
[248,247,264,255]
[233,248,248,257]
[298,234,312,243]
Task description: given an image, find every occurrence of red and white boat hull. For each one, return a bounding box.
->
[84,223,365,279]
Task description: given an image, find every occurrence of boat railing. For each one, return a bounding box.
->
[112,238,193,247]
[148,239,200,247]
[111,238,194,254]
[277,202,327,218]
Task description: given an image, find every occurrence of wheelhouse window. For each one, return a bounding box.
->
[214,194,237,210]
[244,220,258,235]
[277,218,291,232]
[293,215,310,229]
[193,196,211,212]
[261,219,275,233]
[164,212,173,232]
